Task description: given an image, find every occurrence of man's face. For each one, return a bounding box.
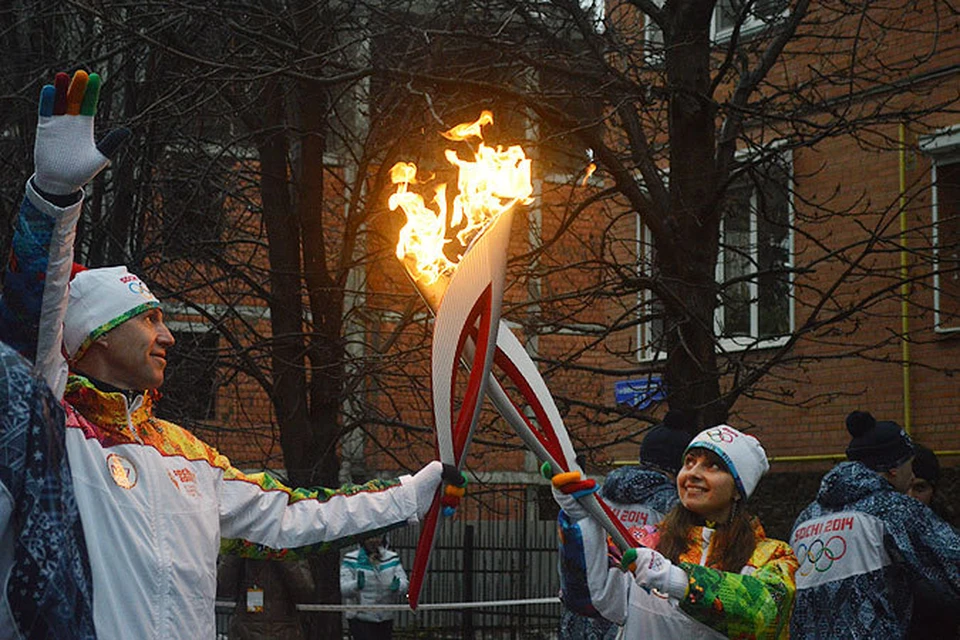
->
[888,457,915,494]
[97,308,175,390]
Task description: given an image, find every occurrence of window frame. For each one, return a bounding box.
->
[715,146,795,351]
[920,124,960,333]
[711,0,790,44]
[635,146,795,362]
[637,218,666,362]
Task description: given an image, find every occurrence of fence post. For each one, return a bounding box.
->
[463,524,475,640]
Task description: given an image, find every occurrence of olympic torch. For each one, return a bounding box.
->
[391,112,634,608]
[391,112,526,608]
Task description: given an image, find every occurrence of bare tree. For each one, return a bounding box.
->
[364,0,960,444]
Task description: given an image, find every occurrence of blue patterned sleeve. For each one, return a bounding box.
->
[558,513,632,624]
[0,342,96,639]
[887,495,960,601]
[0,193,58,361]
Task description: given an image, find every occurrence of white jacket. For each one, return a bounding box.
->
[10,182,427,639]
[340,546,409,622]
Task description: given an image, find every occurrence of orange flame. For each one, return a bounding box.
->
[391,111,533,285]
[581,162,596,187]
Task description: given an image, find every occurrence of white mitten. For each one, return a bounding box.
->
[620,547,689,599]
[551,484,591,521]
[33,71,128,196]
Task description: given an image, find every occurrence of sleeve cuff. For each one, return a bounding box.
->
[663,564,690,600]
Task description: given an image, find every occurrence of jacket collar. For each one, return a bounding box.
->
[65,373,156,433]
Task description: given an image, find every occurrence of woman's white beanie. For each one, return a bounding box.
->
[64,266,160,360]
[685,425,769,499]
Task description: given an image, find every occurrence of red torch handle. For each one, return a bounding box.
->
[406,488,442,610]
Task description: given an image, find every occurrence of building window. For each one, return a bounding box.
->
[156,328,220,423]
[643,2,665,67]
[713,0,789,42]
[922,126,960,331]
[635,152,791,359]
[637,221,665,361]
[716,153,793,348]
[159,151,230,259]
[644,0,790,56]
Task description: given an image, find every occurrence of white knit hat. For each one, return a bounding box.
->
[64,266,161,360]
[685,425,769,499]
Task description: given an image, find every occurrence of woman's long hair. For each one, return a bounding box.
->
[657,497,758,572]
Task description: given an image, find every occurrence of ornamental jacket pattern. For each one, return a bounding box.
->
[790,461,960,639]
[0,342,96,640]
[0,183,426,640]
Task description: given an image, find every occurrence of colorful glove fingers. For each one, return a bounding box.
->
[34,69,130,197]
[543,461,598,521]
[440,463,468,517]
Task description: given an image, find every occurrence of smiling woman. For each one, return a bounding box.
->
[556,425,799,640]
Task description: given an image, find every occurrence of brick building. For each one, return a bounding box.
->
[152,1,960,511]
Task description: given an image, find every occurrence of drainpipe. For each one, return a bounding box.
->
[899,122,913,435]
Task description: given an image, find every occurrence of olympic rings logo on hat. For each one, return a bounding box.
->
[128,281,153,298]
[705,426,738,443]
[795,535,847,576]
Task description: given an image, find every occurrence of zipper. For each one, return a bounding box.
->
[123,393,146,444]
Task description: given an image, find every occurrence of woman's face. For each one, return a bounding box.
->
[677,449,739,523]
[908,477,934,505]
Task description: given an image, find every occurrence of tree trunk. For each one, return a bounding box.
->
[661,0,725,426]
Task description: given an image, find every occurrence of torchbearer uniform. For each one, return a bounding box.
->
[0,166,438,640]
[558,426,797,640]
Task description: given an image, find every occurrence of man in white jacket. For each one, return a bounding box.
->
[0,68,450,640]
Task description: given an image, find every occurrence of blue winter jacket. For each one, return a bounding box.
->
[789,461,960,639]
[0,340,96,639]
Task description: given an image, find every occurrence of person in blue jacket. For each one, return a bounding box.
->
[790,411,960,639]
[0,340,96,640]
[558,411,693,640]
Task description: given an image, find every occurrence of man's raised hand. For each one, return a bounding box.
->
[34,70,131,197]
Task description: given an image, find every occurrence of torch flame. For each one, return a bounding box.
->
[392,111,533,285]
[581,162,596,187]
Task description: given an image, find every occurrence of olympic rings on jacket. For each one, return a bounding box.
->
[795,535,847,575]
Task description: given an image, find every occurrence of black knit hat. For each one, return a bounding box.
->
[640,411,694,475]
[845,410,914,471]
[912,444,940,486]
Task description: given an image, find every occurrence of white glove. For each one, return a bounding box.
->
[551,484,591,521]
[621,547,689,599]
[403,460,443,520]
[34,71,129,196]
